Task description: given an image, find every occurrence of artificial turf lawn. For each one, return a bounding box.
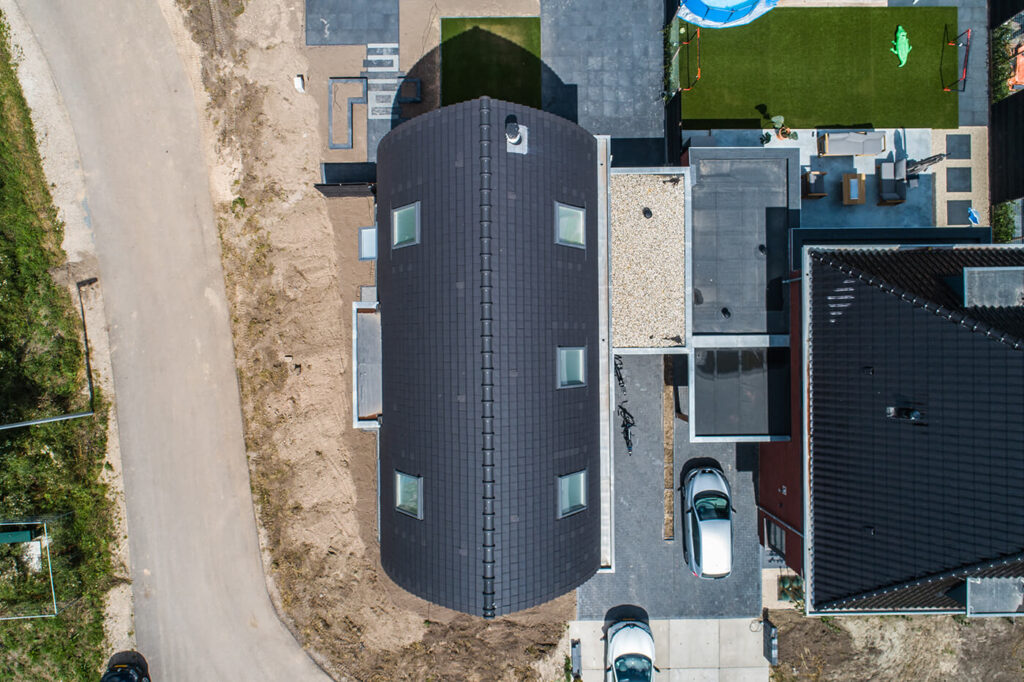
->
[440,17,541,108]
[679,8,960,129]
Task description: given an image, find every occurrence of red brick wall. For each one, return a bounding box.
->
[758,279,805,574]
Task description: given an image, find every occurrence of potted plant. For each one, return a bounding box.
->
[769,115,798,140]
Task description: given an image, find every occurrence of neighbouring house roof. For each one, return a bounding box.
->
[375,98,601,618]
[806,246,1024,612]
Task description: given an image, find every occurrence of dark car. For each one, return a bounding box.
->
[101,651,150,682]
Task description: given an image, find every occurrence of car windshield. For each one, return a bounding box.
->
[694,492,729,521]
[614,654,652,682]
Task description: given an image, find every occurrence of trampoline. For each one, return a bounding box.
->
[677,0,777,29]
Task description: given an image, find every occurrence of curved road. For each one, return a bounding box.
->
[14,1,327,679]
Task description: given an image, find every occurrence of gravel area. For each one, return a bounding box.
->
[610,173,686,348]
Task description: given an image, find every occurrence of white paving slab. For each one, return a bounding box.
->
[719,619,767,669]
[720,668,771,682]
[571,618,768,681]
[683,127,935,175]
[669,619,720,668]
[651,619,672,668]
[571,620,607,671]
[669,668,719,682]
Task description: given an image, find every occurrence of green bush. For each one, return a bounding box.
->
[990,24,1014,105]
[991,202,1019,244]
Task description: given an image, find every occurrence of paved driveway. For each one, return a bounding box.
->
[578,354,761,620]
[14,1,326,678]
[570,618,768,681]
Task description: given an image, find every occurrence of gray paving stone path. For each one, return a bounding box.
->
[306,0,398,46]
[540,0,666,149]
[577,354,761,620]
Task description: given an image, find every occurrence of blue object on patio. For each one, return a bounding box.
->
[967,207,980,225]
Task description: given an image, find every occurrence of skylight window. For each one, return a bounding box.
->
[395,471,423,519]
[557,347,586,388]
[555,202,585,248]
[392,202,420,248]
[558,470,587,518]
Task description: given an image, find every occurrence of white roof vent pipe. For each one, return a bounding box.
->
[505,115,528,155]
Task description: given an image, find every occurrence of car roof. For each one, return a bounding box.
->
[698,518,732,576]
[688,468,729,497]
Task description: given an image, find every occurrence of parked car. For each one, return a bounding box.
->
[100,651,150,682]
[682,466,733,579]
[605,619,655,682]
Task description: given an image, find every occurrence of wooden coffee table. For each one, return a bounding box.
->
[842,173,866,205]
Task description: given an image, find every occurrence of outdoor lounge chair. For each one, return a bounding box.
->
[801,171,827,199]
[818,131,886,157]
[877,159,907,205]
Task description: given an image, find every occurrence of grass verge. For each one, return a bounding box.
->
[440,17,541,108]
[0,12,115,679]
[679,8,960,129]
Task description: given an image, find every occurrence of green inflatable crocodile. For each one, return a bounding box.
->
[891,25,912,67]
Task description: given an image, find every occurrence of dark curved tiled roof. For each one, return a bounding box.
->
[807,247,1024,610]
[376,98,600,617]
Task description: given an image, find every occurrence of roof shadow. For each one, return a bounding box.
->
[678,458,724,488]
[392,28,578,125]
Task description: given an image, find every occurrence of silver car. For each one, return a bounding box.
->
[682,467,733,579]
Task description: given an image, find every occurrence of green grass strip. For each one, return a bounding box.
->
[440,17,542,108]
[679,7,960,129]
[0,11,114,679]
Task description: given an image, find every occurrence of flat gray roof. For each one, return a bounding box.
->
[354,305,381,422]
[689,149,797,335]
[692,348,790,438]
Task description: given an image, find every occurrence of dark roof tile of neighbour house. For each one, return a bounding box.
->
[806,247,1024,611]
[375,98,601,618]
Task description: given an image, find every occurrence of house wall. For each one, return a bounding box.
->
[991,0,1024,26]
[757,279,804,574]
[990,91,1024,203]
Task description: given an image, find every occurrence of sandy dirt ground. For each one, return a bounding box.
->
[0,0,134,655]
[772,609,1024,681]
[160,1,572,679]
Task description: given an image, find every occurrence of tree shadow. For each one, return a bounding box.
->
[755,103,771,125]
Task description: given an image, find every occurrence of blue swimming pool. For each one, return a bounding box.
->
[678,0,776,28]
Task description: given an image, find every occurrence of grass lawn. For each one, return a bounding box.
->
[0,13,114,679]
[440,17,541,108]
[679,8,960,129]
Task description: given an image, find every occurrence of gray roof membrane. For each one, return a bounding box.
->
[688,150,797,335]
[693,348,790,438]
[963,267,1024,308]
[967,577,1024,616]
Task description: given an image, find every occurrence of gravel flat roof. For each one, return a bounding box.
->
[610,173,685,348]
